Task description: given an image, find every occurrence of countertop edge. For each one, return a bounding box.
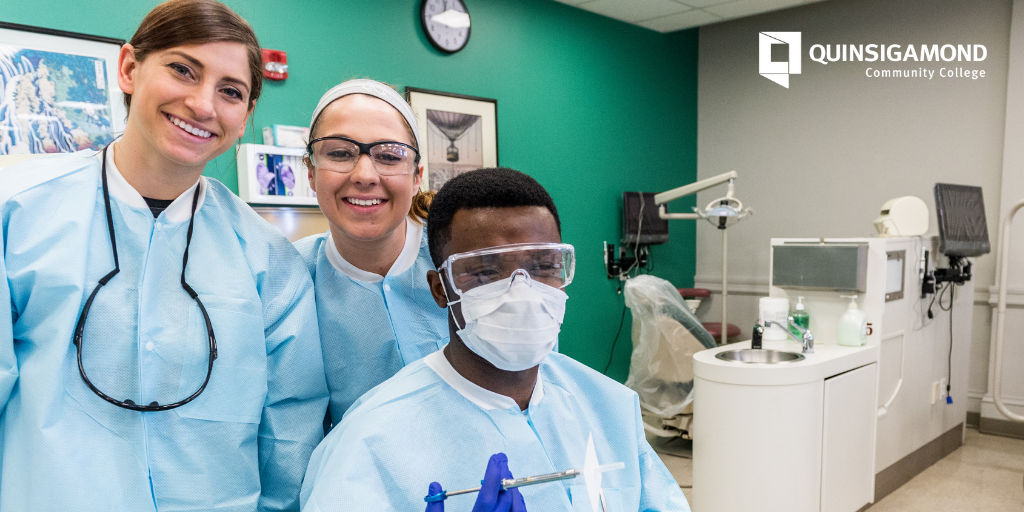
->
[693,341,880,386]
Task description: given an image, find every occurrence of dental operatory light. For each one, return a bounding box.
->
[702,197,749,229]
[654,171,753,228]
[654,171,752,344]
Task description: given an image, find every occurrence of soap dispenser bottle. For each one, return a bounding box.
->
[790,296,810,337]
[837,295,867,347]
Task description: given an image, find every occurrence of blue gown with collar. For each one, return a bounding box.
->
[299,350,692,512]
[0,150,328,512]
[294,224,449,426]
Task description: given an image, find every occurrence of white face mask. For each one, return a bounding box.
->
[446,273,568,372]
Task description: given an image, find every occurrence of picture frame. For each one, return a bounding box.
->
[0,22,127,155]
[236,144,318,206]
[405,87,497,192]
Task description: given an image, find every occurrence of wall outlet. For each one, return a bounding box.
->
[940,378,949,399]
[931,381,940,405]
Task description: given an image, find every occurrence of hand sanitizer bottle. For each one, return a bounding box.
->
[790,296,810,337]
[837,295,867,347]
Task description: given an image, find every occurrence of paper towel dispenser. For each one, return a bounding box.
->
[772,243,869,292]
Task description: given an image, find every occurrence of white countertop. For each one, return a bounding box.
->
[693,339,879,386]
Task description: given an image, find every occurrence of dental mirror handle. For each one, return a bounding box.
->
[503,463,622,489]
[426,471,580,502]
[503,469,579,489]
[424,463,625,503]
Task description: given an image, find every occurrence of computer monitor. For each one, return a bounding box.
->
[622,192,669,245]
[934,183,990,258]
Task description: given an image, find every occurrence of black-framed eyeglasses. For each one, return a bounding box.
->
[72,145,218,412]
[306,136,420,176]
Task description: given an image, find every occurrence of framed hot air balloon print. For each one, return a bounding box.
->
[405,87,497,192]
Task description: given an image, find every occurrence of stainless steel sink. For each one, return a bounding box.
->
[715,349,806,364]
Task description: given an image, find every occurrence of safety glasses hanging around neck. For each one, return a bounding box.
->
[72,146,218,412]
[438,243,576,298]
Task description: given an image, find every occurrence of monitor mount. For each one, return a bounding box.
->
[921,254,973,298]
[605,242,648,281]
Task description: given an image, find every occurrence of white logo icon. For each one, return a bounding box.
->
[759,32,802,88]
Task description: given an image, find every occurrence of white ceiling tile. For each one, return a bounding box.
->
[705,0,811,19]
[578,0,692,23]
[551,0,596,6]
[551,0,832,31]
[638,9,723,32]
[675,0,735,8]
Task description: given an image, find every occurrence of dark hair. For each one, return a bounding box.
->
[426,168,561,267]
[125,0,262,111]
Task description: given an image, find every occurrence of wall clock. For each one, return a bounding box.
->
[421,0,471,54]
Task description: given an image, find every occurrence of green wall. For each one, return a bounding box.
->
[3,0,698,381]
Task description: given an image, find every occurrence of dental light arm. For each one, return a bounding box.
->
[655,171,752,229]
[655,171,736,221]
[653,171,751,345]
[654,170,737,207]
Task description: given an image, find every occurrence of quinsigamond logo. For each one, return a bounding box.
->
[759,32,802,88]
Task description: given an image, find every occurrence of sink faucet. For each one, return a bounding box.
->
[760,316,815,355]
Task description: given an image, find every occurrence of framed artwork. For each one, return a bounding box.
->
[236,144,318,206]
[0,22,127,155]
[405,87,497,192]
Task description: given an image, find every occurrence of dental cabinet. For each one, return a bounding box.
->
[694,345,877,512]
[693,237,972,512]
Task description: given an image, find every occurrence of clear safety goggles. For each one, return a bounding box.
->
[438,243,575,296]
[306,136,419,176]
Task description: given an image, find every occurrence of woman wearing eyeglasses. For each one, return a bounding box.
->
[0,1,327,510]
[296,79,449,430]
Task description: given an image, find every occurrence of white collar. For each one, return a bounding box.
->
[424,349,544,412]
[100,143,206,223]
[324,218,423,283]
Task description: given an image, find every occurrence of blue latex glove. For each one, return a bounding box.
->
[426,482,445,512]
[424,454,527,512]
[473,453,527,512]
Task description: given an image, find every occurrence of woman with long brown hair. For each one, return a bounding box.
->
[0,1,327,510]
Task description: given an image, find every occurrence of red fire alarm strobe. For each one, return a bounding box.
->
[262,49,288,80]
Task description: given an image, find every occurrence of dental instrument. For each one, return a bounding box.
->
[423,463,625,503]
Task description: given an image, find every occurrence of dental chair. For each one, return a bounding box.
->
[623,275,717,442]
[676,287,741,343]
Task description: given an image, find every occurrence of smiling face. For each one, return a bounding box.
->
[306,94,422,243]
[117,41,252,173]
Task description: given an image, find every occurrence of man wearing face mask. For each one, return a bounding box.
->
[299,168,691,512]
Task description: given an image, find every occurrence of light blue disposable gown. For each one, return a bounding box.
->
[300,350,691,512]
[295,225,449,425]
[0,151,329,511]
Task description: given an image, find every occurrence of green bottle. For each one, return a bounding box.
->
[790,296,810,337]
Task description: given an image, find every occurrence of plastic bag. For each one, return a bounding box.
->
[623,275,717,419]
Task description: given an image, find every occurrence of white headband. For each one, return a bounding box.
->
[309,79,420,149]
